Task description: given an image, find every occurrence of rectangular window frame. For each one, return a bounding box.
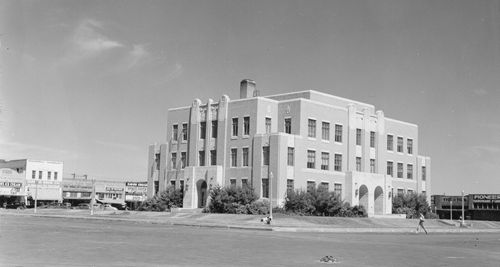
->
[284,118,291,134]
[334,124,343,143]
[334,154,342,172]
[243,116,250,136]
[321,152,329,170]
[308,119,316,138]
[307,150,316,169]
[322,121,330,141]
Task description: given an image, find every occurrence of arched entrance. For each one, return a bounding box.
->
[358,185,368,210]
[197,180,208,208]
[374,186,384,215]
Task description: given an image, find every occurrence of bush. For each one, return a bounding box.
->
[137,186,183,212]
[283,186,367,217]
[392,193,430,218]
[205,185,263,214]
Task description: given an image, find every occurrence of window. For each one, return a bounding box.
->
[397,163,403,178]
[287,179,294,193]
[181,152,187,168]
[387,135,393,151]
[287,147,294,166]
[210,150,217,166]
[370,159,376,173]
[32,170,36,179]
[422,166,426,181]
[307,181,316,193]
[48,171,51,180]
[319,182,329,191]
[284,118,291,134]
[262,179,269,198]
[321,152,329,170]
[422,190,426,196]
[242,179,248,188]
[242,148,249,167]
[263,146,270,165]
[307,150,316,168]
[322,122,330,140]
[230,179,236,188]
[334,124,343,142]
[173,124,178,141]
[308,119,316,138]
[407,189,414,195]
[54,172,58,180]
[200,122,206,139]
[265,117,271,134]
[171,180,176,187]
[334,184,342,199]
[397,189,404,196]
[232,118,238,137]
[155,153,161,170]
[387,161,393,176]
[199,151,205,166]
[39,171,42,179]
[211,121,218,138]
[407,139,413,154]
[407,164,413,179]
[182,123,188,141]
[334,154,342,171]
[356,129,362,145]
[231,148,237,167]
[356,157,362,171]
[171,153,177,169]
[180,180,184,192]
[370,131,375,148]
[244,116,250,135]
[397,137,403,152]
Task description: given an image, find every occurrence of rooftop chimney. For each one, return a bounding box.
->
[240,79,257,99]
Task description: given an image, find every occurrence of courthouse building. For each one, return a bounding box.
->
[148,80,431,216]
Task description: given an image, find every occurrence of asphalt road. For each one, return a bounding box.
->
[1,215,499,267]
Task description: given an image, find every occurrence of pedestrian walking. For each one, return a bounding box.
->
[416,213,428,234]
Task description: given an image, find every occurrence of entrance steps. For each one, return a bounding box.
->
[171,208,203,214]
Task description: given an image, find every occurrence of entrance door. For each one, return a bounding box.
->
[359,185,369,210]
[197,180,207,208]
[374,186,384,215]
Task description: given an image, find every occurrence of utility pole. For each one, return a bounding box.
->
[450,199,452,220]
[90,179,95,215]
[462,191,465,225]
[34,180,38,214]
[269,172,273,222]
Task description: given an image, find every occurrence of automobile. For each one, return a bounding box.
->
[76,203,90,209]
[103,204,118,211]
[3,202,26,209]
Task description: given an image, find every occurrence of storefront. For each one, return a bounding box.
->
[125,181,148,209]
[0,168,26,208]
[62,179,93,206]
[25,180,63,206]
[95,181,126,209]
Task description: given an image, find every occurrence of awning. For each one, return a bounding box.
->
[95,198,126,205]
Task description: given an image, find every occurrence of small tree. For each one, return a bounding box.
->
[392,193,430,218]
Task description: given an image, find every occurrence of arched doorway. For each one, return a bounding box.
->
[358,185,368,210]
[197,180,208,208]
[374,186,384,215]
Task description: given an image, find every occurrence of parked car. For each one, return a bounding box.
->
[103,204,118,211]
[76,203,90,209]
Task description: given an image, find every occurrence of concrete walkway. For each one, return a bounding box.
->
[2,208,500,233]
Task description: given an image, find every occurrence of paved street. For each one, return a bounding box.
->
[1,215,500,267]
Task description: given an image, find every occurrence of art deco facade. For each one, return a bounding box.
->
[148,80,431,216]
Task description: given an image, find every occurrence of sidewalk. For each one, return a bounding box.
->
[2,208,500,233]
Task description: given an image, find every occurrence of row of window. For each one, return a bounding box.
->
[307,119,343,142]
[306,150,343,171]
[31,170,58,180]
[386,162,426,180]
[386,135,413,154]
[261,179,343,199]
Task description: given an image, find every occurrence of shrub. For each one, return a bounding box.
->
[205,185,262,214]
[137,186,183,212]
[283,186,367,217]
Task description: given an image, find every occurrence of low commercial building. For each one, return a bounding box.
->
[125,181,148,209]
[95,180,126,209]
[0,159,63,205]
[432,194,500,221]
[62,176,93,206]
[0,168,26,207]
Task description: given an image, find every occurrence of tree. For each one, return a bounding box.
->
[138,186,183,212]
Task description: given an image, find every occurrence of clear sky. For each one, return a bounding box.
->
[1,0,499,195]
